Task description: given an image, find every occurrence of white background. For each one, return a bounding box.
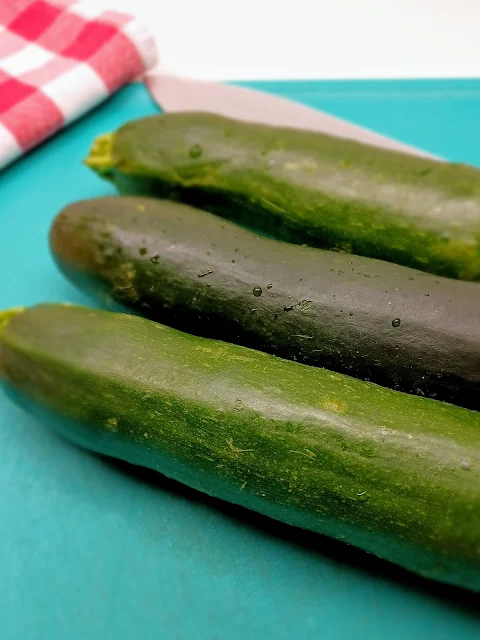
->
[106,0,480,80]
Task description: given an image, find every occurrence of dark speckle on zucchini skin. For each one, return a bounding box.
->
[86,113,480,281]
[50,197,480,410]
[0,304,479,591]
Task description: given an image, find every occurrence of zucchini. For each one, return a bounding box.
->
[50,196,480,409]
[1,304,479,591]
[85,113,480,281]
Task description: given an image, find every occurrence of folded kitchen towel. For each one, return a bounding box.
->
[0,0,157,170]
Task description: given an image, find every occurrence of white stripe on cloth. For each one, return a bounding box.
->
[0,123,22,169]
[1,43,55,76]
[41,62,108,122]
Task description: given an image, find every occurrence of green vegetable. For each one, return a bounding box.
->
[50,196,480,409]
[85,113,480,281]
[1,304,479,591]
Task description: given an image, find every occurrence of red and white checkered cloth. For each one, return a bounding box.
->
[0,0,157,170]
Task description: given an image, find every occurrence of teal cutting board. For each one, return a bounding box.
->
[1,80,479,640]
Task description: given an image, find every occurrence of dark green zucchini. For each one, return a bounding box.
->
[50,196,480,409]
[85,113,480,281]
[1,304,479,591]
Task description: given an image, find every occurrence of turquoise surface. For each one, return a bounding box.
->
[1,80,479,639]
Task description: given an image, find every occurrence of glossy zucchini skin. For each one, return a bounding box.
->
[85,113,480,281]
[50,196,480,409]
[0,304,479,591]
